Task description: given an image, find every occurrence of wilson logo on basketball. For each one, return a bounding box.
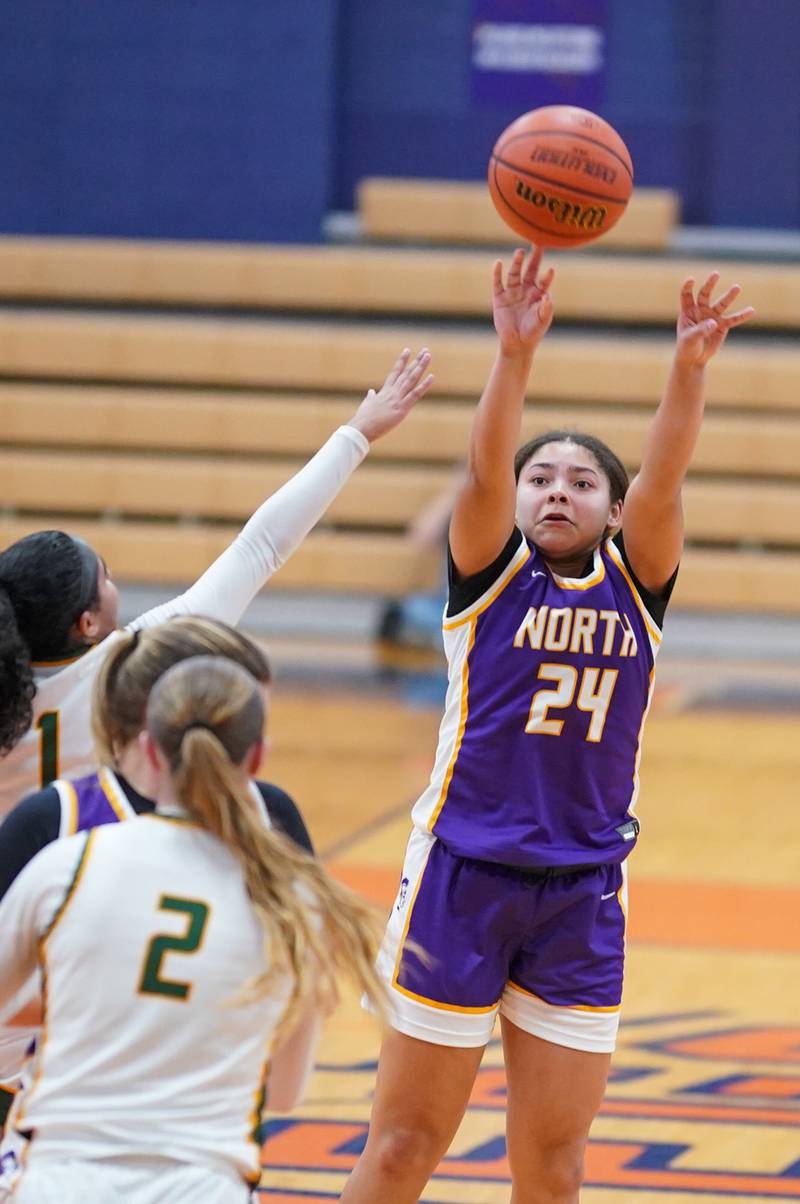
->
[530,146,618,185]
[487,104,633,246]
[514,179,608,232]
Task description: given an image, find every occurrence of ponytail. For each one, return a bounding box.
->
[0,587,36,756]
[148,658,386,1027]
[92,617,271,766]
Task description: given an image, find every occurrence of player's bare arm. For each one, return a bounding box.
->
[623,272,755,593]
[450,247,555,578]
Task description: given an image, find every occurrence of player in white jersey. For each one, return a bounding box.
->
[0,655,386,1203]
[0,346,434,813]
[0,616,313,1182]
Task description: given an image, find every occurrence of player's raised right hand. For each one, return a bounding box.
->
[492,246,554,356]
[348,348,433,443]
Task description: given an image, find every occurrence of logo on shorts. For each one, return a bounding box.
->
[396,876,410,911]
[0,1147,19,1177]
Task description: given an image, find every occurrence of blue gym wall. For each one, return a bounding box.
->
[0,0,798,240]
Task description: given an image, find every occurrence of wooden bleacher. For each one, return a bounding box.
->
[357,178,680,252]
[1,187,799,615]
[1,236,800,328]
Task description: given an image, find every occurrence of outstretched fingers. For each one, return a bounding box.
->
[711,282,741,312]
[679,277,698,321]
[535,265,555,294]
[521,244,543,286]
[681,272,756,332]
[505,247,526,289]
[399,347,432,392]
[382,347,412,389]
[718,305,756,329]
[407,370,435,402]
[695,271,720,309]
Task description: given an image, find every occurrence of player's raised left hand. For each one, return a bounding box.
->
[675,272,755,368]
[349,347,434,443]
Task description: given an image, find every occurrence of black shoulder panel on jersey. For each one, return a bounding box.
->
[0,786,62,902]
[612,530,677,629]
[447,527,525,616]
[254,781,314,855]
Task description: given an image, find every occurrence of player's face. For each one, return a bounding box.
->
[89,559,120,641]
[515,441,621,561]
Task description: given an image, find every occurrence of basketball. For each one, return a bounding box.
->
[487,105,633,248]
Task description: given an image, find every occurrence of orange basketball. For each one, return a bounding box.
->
[487,105,633,248]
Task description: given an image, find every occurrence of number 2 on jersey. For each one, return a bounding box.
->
[139,895,210,1001]
[526,663,619,743]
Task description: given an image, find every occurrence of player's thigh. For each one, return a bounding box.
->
[500,1015,610,1151]
[368,1027,485,1148]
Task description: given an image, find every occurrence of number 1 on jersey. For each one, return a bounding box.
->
[36,711,60,787]
[526,663,619,743]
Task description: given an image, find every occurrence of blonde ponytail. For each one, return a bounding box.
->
[148,657,386,1026]
[92,616,271,766]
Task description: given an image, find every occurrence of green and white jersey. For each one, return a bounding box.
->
[0,815,295,1185]
[0,424,369,816]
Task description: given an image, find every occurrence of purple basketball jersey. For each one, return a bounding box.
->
[54,768,138,837]
[412,536,663,867]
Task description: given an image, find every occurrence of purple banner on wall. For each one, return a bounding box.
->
[471,0,608,110]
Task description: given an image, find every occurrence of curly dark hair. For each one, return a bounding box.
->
[0,531,100,757]
[514,430,629,505]
[0,590,36,756]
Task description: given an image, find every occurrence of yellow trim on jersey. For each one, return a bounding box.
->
[141,812,200,828]
[507,980,621,1013]
[12,960,50,1136]
[31,649,90,669]
[98,767,138,821]
[443,541,531,630]
[627,665,656,822]
[40,829,96,944]
[61,780,79,835]
[247,1044,273,1177]
[548,546,606,591]
[15,831,96,1134]
[618,860,630,925]
[427,618,477,831]
[392,979,501,1015]
[604,538,663,646]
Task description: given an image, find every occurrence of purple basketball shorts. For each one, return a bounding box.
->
[375,828,628,1052]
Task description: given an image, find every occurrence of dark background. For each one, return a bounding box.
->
[1,0,796,241]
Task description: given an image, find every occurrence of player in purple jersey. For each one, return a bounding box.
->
[341,250,754,1204]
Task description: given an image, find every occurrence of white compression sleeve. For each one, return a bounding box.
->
[129,425,368,632]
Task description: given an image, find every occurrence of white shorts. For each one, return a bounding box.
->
[375,828,626,1054]
[11,1155,252,1204]
[0,1124,26,1203]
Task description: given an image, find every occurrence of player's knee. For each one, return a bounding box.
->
[544,1146,584,1199]
[370,1122,445,1180]
[512,1138,585,1201]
